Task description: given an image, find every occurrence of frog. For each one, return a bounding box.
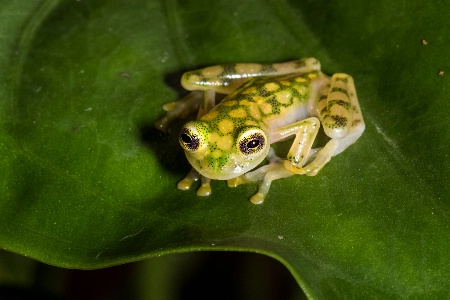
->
[155,57,365,204]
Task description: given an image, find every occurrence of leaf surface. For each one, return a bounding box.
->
[1,0,449,298]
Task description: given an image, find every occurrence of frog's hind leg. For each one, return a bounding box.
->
[271,57,321,75]
[329,74,365,155]
[157,58,322,130]
[181,57,322,95]
[293,73,365,176]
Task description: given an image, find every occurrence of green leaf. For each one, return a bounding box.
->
[1,0,449,298]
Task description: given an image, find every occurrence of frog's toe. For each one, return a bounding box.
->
[304,166,321,176]
[162,101,178,111]
[177,178,194,190]
[250,192,266,205]
[177,168,201,191]
[194,177,211,196]
[197,184,212,196]
[227,177,245,187]
[154,116,171,132]
[227,178,238,187]
[283,160,307,175]
[197,186,211,196]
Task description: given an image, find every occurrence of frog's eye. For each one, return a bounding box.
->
[237,127,267,158]
[180,130,199,151]
[179,121,206,152]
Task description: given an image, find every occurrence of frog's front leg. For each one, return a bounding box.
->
[228,118,321,204]
[228,158,294,204]
[286,73,365,175]
[175,90,216,196]
[177,168,213,196]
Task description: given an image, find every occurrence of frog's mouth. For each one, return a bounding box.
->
[185,151,267,180]
[197,163,250,180]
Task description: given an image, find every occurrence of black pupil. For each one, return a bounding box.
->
[181,133,192,144]
[247,139,260,149]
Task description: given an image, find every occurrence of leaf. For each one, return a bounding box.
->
[1,0,449,298]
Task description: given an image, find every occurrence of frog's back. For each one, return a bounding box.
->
[202,71,323,131]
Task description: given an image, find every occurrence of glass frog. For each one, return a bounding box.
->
[155,57,365,204]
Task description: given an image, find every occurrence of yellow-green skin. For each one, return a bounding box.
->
[156,57,365,203]
[183,72,320,180]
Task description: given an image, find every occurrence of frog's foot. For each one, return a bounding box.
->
[197,177,212,196]
[251,164,293,204]
[177,168,212,196]
[155,91,203,131]
[227,147,278,187]
[227,148,290,204]
[177,168,200,190]
[228,162,293,204]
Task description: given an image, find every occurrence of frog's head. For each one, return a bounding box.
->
[179,121,269,180]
